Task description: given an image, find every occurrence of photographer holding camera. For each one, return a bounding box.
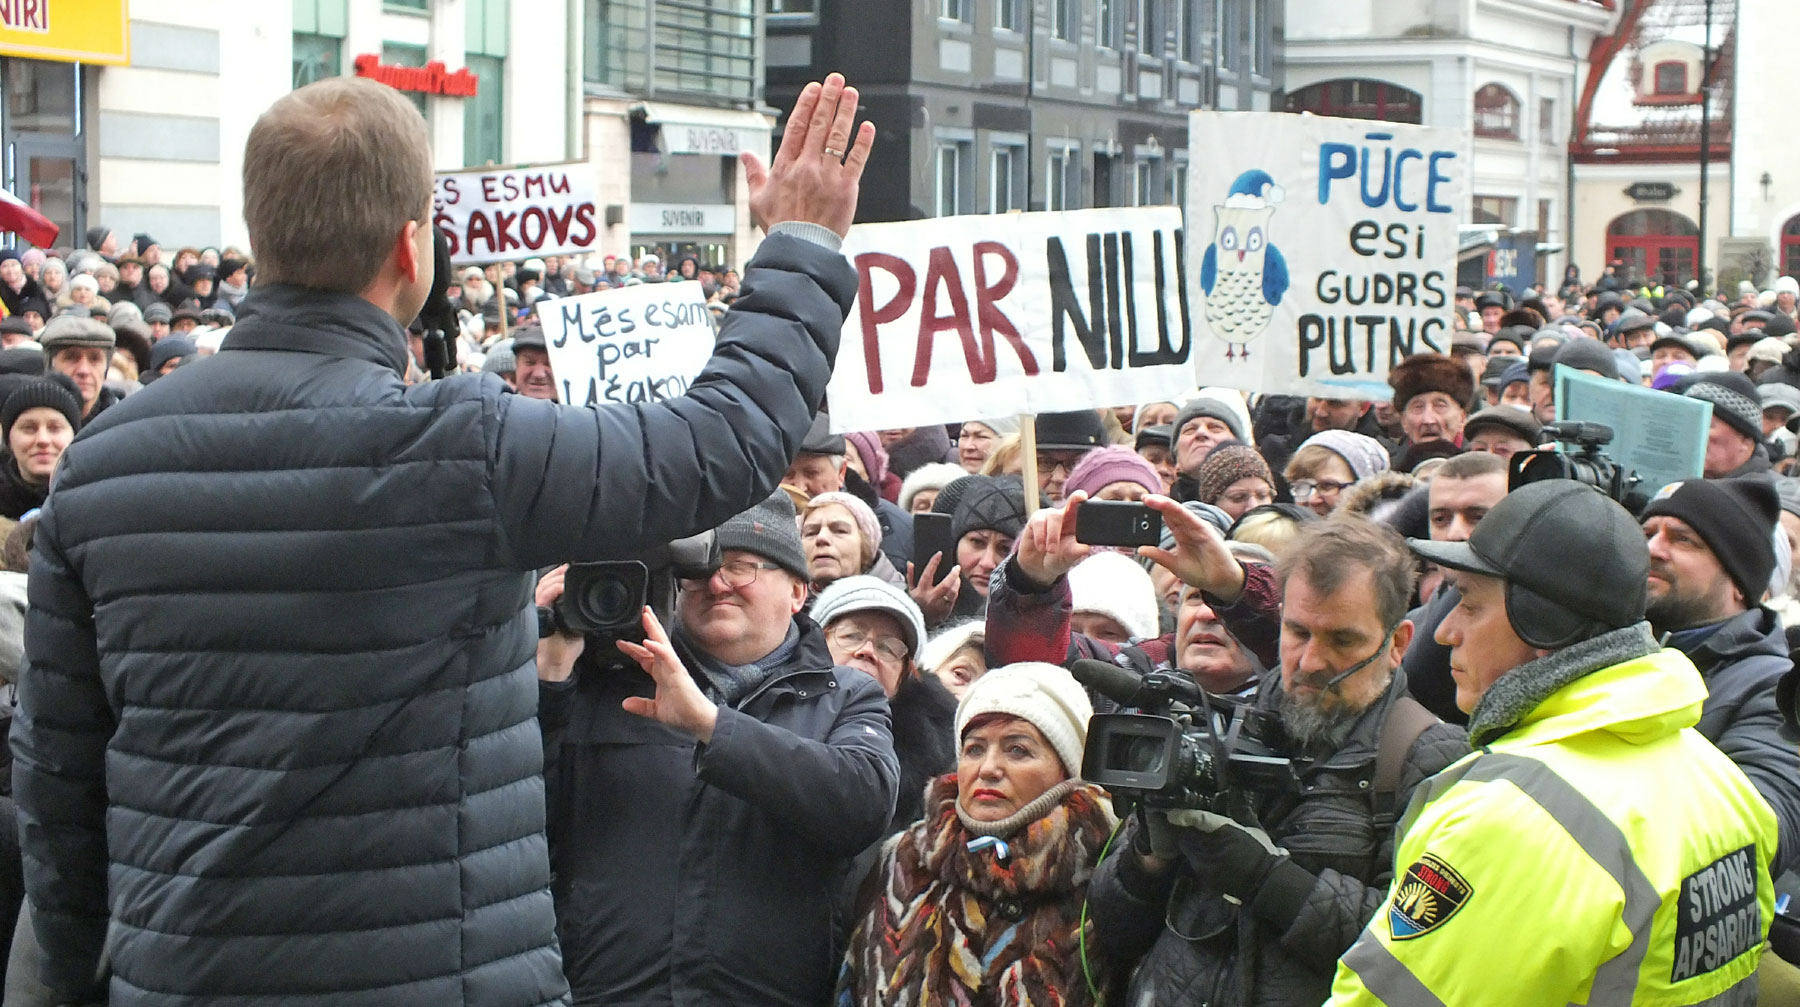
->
[11,73,871,1006]
[1006,496,1467,1006]
[534,491,898,1007]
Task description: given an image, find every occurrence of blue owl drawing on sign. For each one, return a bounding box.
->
[1200,169,1290,360]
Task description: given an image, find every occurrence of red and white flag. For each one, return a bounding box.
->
[0,188,59,250]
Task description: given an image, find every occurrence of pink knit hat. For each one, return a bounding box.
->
[802,491,883,567]
[1062,446,1162,500]
[843,430,890,488]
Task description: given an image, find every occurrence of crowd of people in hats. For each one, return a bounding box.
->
[1,71,1799,1006]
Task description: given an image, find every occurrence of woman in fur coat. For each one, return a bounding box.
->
[838,663,1118,1006]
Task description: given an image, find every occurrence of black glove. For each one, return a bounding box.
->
[1174,814,1284,902]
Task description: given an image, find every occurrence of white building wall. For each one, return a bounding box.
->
[1730,0,1800,256]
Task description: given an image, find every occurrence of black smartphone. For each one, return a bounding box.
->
[1075,500,1162,547]
[912,512,957,585]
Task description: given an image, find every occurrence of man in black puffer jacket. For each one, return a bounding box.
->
[1087,511,1467,1007]
[11,73,875,1006]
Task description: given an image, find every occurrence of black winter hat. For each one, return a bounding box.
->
[1684,373,1764,444]
[952,475,1026,544]
[714,492,809,583]
[1,372,80,440]
[1765,313,1798,340]
[143,336,198,383]
[931,474,978,516]
[799,412,845,456]
[217,258,248,281]
[1410,480,1648,650]
[0,348,43,376]
[1640,475,1779,607]
[181,264,216,286]
[1034,409,1107,452]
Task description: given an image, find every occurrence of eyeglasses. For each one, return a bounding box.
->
[1290,479,1353,499]
[826,625,910,665]
[1036,452,1086,475]
[678,559,781,591]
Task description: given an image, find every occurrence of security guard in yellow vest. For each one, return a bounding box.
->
[1328,481,1778,1006]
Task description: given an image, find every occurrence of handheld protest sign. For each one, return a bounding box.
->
[539,282,713,407]
[1020,414,1039,514]
[434,162,601,266]
[1187,111,1467,400]
[825,207,1198,434]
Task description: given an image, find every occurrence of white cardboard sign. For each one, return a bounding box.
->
[538,282,714,407]
[433,163,601,266]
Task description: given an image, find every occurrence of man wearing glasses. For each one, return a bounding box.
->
[535,491,899,1007]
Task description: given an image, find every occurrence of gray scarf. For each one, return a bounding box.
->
[682,622,802,707]
[1467,622,1660,748]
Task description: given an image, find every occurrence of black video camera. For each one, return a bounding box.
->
[542,532,720,668]
[1509,421,1645,512]
[1072,659,1296,818]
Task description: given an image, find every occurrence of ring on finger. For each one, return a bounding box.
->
[823,146,845,159]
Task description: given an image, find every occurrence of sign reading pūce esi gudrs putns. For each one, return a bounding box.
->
[1187,111,1467,401]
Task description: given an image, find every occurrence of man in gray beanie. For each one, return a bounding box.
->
[535,489,899,1006]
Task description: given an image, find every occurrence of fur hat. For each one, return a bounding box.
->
[1068,552,1159,641]
[955,662,1093,778]
[715,492,810,582]
[899,462,966,513]
[1388,353,1474,411]
[810,575,927,663]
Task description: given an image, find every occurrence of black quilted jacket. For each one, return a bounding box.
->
[10,232,853,1006]
[1088,672,1469,1007]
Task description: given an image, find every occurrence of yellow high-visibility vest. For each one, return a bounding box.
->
[1328,646,1777,1006]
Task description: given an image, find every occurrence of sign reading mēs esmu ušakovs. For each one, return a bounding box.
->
[433,163,601,267]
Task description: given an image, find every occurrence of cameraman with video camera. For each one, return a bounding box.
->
[10,73,871,1006]
[534,490,898,1007]
[1028,499,1468,1007]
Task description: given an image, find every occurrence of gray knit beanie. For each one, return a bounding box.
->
[715,492,809,582]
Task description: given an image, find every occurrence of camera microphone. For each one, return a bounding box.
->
[416,225,459,379]
[1071,659,1151,708]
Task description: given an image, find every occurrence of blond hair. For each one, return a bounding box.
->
[978,433,1025,477]
[243,77,434,293]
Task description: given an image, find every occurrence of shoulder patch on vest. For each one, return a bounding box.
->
[1672,844,1761,983]
[1389,853,1472,940]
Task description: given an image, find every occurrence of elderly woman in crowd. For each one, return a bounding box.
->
[957,417,1019,473]
[1193,442,1277,521]
[844,430,900,504]
[1068,552,1159,645]
[802,491,904,591]
[899,462,964,515]
[838,662,1116,1007]
[1062,445,1162,503]
[1283,429,1391,517]
[919,620,987,699]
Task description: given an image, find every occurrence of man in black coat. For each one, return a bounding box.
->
[10,73,877,1006]
[536,494,899,1007]
[1085,509,1468,1007]
[1640,476,1800,874]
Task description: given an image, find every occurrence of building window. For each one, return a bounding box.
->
[1474,84,1521,140]
[292,33,341,89]
[1252,0,1270,75]
[937,141,972,217]
[1139,0,1162,55]
[1178,0,1200,62]
[1048,147,1081,210]
[1051,0,1075,40]
[653,0,758,101]
[1174,162,1188,209]
[463,54,504,167]
[1098,0,1118,48]
[1538,198,1552,238]
[1472,195,1518,226]
[766,0,814,9]
[942,0,970,22]
[585,0,650,91]
[382,43,429,117]
[1285,79,1423,124]
[996,0,1021,29]
[1653,61,1688,95]
[1539,97,1556,144]
[387,0,427,8]
[1217,0,1240,73]
[992,145,1024,212]
[1134,159,1160,205]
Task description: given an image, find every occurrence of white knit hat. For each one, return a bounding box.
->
[1067,552,1158,642]
[966,416,1021,438]
[810,575,927,662]
[955,662,1093,778]
[898,462,966,513]
[920,619,984,675]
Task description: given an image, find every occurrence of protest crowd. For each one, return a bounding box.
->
[0,71,1792,1007]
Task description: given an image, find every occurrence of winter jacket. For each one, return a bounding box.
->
[1329,627,1777,1005]
[9,230,854,1006]
[1090,671,1467,1007]
[883,424,956,480]
[1671,606,1800,875]
[540,619,899,1007]
[838,776,1117,1007]
[884,671,958,834]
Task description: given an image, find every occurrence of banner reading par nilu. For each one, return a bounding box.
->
[1187,111,1468,401]
[825,206,1200,433]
